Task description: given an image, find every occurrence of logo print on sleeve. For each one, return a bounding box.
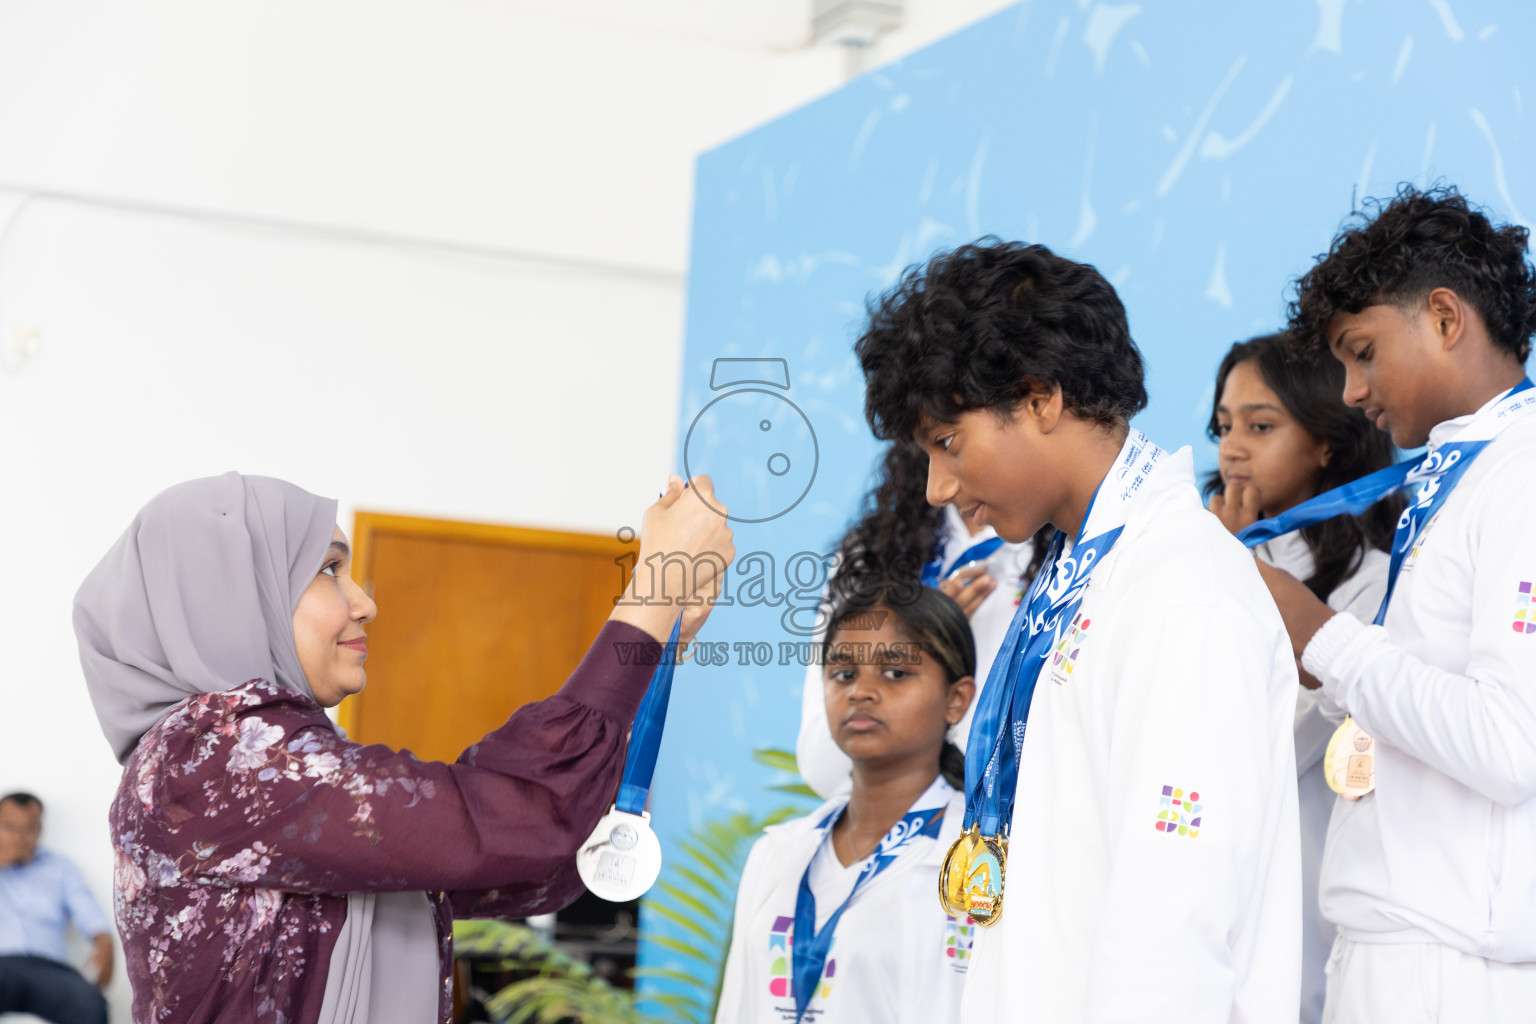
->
[1515,581,1536,634]
[768,916,834,1002]
[1154,785,1202,837]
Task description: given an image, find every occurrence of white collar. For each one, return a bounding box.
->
[1426,380,1530,450]
[1254,528,1316,579]
[763,775,957,845]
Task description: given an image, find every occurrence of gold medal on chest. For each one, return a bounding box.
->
[962,831,1007,927]
[1324,717,1375,799]
[938,824,980,917]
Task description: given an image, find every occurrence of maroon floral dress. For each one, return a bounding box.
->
[109,621,658,1024]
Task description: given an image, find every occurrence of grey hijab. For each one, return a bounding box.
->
[74,472,439,1024]
[74,471,336,764]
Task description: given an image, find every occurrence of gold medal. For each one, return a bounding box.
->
[963,831,1008,927]
[938,825,980,917]
[1324,717,1375,799]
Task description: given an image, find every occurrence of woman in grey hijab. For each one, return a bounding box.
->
[75,471,732,1024]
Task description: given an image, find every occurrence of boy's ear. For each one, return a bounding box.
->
[1426,287,1468,351]
[1018,379,1065,434]
[946,675,977,724]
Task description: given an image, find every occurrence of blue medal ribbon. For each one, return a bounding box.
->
[790,800,947,1021]
[1236,378,1534,624]
[614,617,682,815]
[961,431,1166,837]
[920,535,1007,588]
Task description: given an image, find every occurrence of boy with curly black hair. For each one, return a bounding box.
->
[856,240,1302,1022]
[1253,186,1536,1022]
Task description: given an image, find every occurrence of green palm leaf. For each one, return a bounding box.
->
[636,748,820,1024]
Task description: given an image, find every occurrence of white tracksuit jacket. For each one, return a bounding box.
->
[715,777,971,1024]
[1254,532,1389,1024]
[959,446,1302,1023]
[1302,410,1536,963]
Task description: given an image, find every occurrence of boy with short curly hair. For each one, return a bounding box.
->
[1258,185,1536,1022]
[857,239,1302,1022]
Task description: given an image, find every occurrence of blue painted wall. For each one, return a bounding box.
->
[642,0,1532,1002]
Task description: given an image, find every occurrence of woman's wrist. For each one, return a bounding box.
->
[608,603,682,643]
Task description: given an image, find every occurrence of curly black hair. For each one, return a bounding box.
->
[1203,332,1403,601]
[827,441,1052,608]
[1288,184,1536,362]
[856,239,1148,442]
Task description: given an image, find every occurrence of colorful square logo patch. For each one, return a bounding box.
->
[1155,785,1202,837]
[768,916,834,1001]
[1515,582,1535,634]
[943,914,975,969]
[1051,613,1091,680]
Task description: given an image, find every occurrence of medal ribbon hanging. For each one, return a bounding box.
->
[790,801,947,1022]
[1234,378,1535,800]
[964,432,1167,838]
[1236,378,1535,625]
[615,617,683,815]
[577,616,684,902]
[921,535,1006,587]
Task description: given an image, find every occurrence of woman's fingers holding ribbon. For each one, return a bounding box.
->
[679,572,722,655]
[614,476,732,642]
[939,565,996,618]
[636,473,735,601]
[1210,481,1261,536]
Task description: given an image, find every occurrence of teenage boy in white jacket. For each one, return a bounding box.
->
[854,240,1302,1022]
[1255,186,1536,1022]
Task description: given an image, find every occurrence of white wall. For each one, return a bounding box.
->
[0,1,1014,1018]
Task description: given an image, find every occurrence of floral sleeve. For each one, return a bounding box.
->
[129,621,653,900]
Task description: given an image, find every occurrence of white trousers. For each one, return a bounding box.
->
[1322,937,1536,1024]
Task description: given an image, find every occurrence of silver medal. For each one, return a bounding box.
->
[576,807,663,902]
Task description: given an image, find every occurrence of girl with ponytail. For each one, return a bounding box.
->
[717,583,975,1024]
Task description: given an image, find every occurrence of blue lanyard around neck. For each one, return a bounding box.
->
[963,526,1119,834]
[1236,378,1534,624]
[614,617,682,815]
[961,431,1164,836]
[790,800,947,1021]
[920,535,1006,587]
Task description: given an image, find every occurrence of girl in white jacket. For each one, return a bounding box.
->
[717,584,976,1024]
[1205,331,1400,1024]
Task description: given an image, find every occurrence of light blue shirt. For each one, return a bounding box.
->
[0,848,111,962]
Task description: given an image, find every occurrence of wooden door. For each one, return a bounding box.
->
[338,512,637,763]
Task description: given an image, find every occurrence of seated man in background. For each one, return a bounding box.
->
[0,792,112,1024]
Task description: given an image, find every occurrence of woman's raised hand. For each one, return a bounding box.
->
[611,475,736,642]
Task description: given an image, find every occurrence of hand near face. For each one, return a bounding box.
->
[1208,481,1261,536]
[938,564,996,618]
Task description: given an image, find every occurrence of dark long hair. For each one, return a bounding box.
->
[1203,332,1402,600]
[829,441,1052,608]
[822,583,975,790]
